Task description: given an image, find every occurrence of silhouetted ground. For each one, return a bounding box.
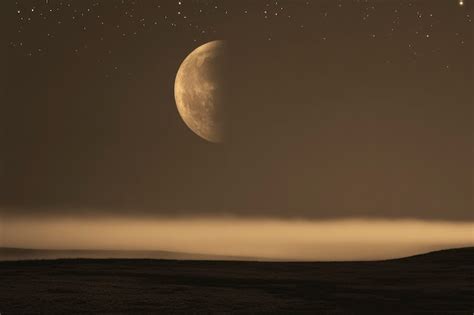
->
[0,247,472,314]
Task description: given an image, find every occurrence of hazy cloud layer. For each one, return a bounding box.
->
[2,216,472,260]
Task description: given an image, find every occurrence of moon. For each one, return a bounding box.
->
[174,40,227,143]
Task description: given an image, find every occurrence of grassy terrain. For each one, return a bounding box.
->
[0,247,472,314]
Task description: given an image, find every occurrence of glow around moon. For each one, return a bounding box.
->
[174,40,227,143]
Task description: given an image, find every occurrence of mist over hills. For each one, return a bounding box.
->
[1,246,472,262]
[0,247,260,262]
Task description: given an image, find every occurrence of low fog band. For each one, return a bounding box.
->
[2,216,472,261]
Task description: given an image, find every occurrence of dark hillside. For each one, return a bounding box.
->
[0,247,472,314]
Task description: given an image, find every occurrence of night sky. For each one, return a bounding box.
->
[1,0,472,221]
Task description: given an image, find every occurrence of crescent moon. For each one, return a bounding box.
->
[174,40,227,143]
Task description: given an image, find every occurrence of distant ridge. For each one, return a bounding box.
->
[1,246,473,262]
[393,246,474,263]
[0,247,261,262]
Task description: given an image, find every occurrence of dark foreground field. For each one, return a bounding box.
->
[0,247,472,314]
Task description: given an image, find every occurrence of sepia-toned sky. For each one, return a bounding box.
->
[0,1,472,257]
